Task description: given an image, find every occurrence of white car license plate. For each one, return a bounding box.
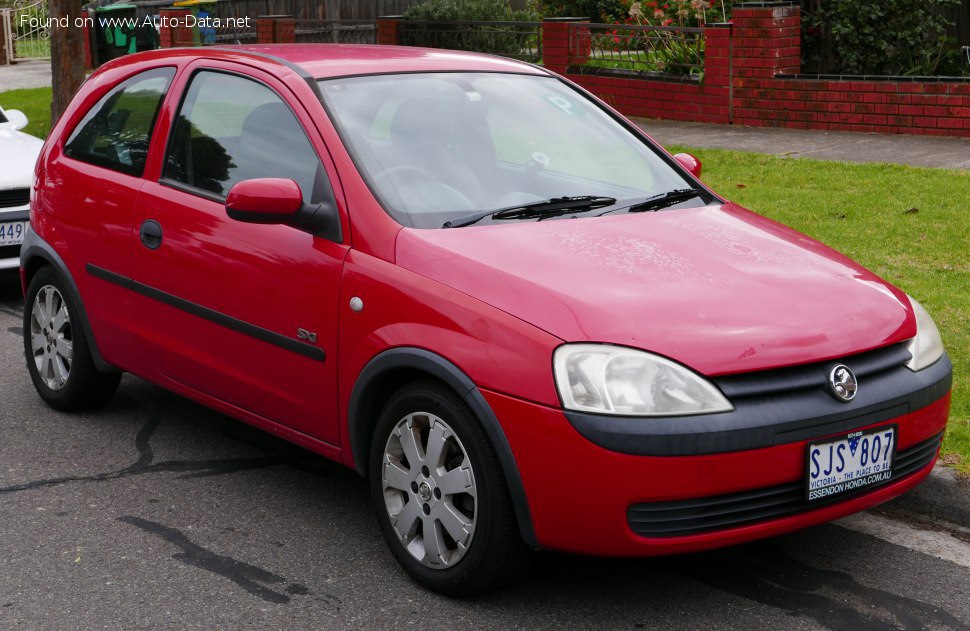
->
[806,426,896,501]
[0,221,27,247]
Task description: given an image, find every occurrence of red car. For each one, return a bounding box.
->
[21,45,951,595]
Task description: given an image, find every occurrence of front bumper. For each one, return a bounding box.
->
[484,353,951,557]
[0,208,29,270]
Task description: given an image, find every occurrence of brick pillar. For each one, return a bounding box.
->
[0,12,8,65]
[377,16,401,45]
[730,2,801,79]
[542,18,585,75]
[159,9,193,48]
[568,21,591,66]
[703,24,731,88]
[256,15,295,44]
[274,17,295,43]
[82,21,93,69]
[256,16,277,44]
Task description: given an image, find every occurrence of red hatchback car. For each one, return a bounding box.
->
[22,45,951,595]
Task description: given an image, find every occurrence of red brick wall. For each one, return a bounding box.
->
[569,2,970,137]
[733,77,970,136]
[379,8,970,137]
[562,23,733,125]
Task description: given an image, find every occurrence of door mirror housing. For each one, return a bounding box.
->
[226,178,342,242]
[673,153,702,179]
[226,178,303,222]
[4,109,29,131]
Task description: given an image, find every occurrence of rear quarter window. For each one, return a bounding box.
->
[63,67,175,177]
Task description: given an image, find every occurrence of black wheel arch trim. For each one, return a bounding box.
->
[565,353,953,456]
[348,347,538,547]
[19,227,119,373]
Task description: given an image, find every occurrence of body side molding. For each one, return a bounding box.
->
[85,263,326,362]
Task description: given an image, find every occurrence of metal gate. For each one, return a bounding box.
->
[7,0,51,61]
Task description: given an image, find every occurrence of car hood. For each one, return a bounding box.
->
[395,204,915,376]
[0,127,43,191]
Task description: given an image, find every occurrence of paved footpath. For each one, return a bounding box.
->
[635,117,970,170]
[0,59,53,91]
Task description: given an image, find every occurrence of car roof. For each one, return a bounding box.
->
[107,44,550,80]
[235,44,549,79]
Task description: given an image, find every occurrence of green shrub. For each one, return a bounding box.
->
[801,0,963,76]
[535,0,628,22]
[403,0,538,21]
[401,0,540,58]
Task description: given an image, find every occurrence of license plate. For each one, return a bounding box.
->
[0,221,27,247]
[806,426,896,501]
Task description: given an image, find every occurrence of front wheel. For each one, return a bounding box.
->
[370,381,531,596]
[24,267,121,411]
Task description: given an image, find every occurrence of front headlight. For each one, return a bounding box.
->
[553,344,733,416]
[905,295,945,371]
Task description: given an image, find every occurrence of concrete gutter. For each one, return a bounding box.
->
[886,464,970,529]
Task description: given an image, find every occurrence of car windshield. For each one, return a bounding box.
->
[318,72,706,229]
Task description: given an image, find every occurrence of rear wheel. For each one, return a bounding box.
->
[24,267,121,411]
[370,381,531,596]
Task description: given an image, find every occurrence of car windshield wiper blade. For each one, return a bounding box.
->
[624,188,703,213]
[443,196,618,228]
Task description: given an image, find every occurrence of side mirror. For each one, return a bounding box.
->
[673,153,702,179]
[226,178,342,242]
[226,178,302,223]
[5,109,29,131]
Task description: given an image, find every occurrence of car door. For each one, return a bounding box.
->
[48,66,175,369]
[129,63,349,446]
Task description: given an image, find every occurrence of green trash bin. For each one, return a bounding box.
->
[94,2,159,63]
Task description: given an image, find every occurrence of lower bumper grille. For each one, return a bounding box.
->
[0,188,29,208]
[628,432,942,538]
[0,244,22,260]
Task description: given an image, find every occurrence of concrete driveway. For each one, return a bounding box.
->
[0,59,52,91]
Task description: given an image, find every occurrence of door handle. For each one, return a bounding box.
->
[139,220,163,250]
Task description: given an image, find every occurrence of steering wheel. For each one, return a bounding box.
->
[372,165,437,188]
[373,165,477,212]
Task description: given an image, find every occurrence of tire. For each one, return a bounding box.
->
[23,266,121,411]
[370,380,532,596]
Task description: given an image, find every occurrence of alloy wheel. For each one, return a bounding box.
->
[30,285,73,391]
[381,412,477,569]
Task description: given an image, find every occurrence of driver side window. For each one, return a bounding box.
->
[64,67,175,177]
[162,70,324,203]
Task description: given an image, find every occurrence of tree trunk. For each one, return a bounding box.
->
[49,0,85,128]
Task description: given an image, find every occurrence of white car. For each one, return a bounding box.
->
[0,104,42,270]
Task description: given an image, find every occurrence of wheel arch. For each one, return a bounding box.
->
[348,347,537,547]
[20,229,118,373]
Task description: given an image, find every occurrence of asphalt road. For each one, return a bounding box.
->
[1,272,969,631]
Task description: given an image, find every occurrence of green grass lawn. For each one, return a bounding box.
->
[0,87,52,138]
[1,86,967,468]
[667,145,969,469]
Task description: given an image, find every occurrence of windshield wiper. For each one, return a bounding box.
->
[443,195,618,228]
[624,188,703,213]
